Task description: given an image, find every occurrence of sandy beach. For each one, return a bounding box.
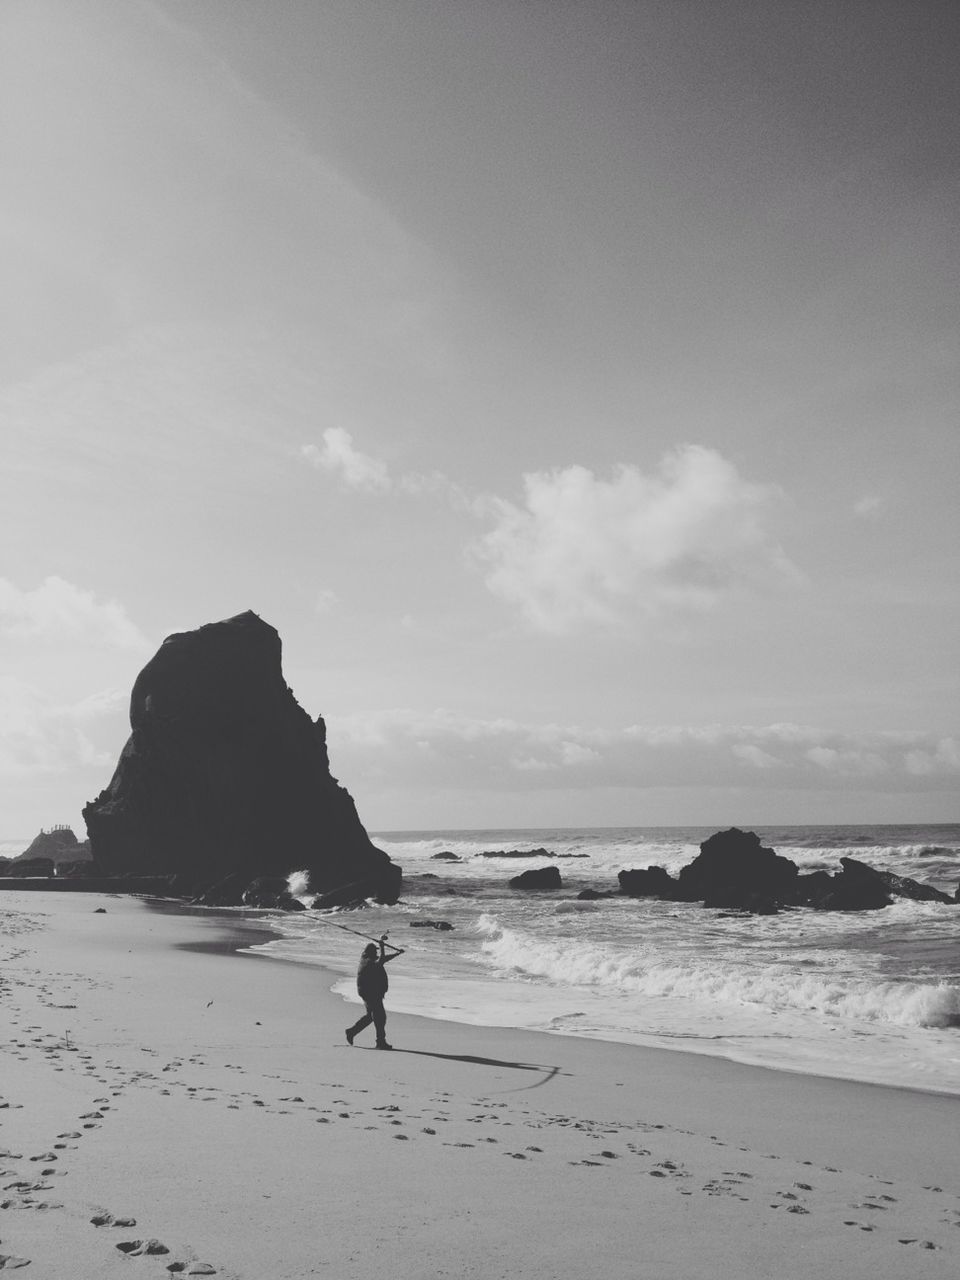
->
[1,892,957,1279]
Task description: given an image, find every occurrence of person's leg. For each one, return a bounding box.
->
[346,1007,374,1044]
[370,999,390,1047]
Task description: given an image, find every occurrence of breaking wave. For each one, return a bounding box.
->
[475,915,960,1030]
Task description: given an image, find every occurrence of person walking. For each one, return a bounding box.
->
[345,935,402,1050]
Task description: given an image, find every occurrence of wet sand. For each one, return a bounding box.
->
[1,891,957,1278]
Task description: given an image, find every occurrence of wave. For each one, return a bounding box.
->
[475,915,960,1030]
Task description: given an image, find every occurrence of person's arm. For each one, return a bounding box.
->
[379,936,404,965]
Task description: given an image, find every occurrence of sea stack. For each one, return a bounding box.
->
[83,610,399,901]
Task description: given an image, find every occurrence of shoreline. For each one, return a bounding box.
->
[221,901,960,1103]
[1,890,958,1278]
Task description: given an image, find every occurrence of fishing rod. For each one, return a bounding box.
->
[312,915,404,953]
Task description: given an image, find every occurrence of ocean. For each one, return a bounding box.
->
[246,824,960,1097]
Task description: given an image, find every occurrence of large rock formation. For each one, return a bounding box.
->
[16,827,92,866]
[83,611,399,900]
[615,828,955,914]
[677,828,799,908]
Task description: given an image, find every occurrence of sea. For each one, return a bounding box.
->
[246,824,960,1097]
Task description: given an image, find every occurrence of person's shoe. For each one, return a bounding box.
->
[345,1028,355,1046]
[375,1041,393,1050]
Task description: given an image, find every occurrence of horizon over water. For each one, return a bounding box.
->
[246,821,960,1098]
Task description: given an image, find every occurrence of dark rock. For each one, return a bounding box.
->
[82,611,399,899]
[3,857,55,878]
[241,876,307,911]
[618,866,680,899]
[509,865,562,890]
[409,920,454,930]
[839,857,952,904]
[15,826,92,865]
[793,870,835,905]
[57,859,96,878]
[576,888,619,900]
[818,858,894,911]
[192,873,247,907]
[94,907,107,913]
[431,852,461,861]
[312,872,401,910]
[480,848,555,859]
[677,828,798,909]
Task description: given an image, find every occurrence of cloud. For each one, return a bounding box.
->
[324,711,957,795]
[314,589,340,615]
[0,577,149,650]
[732,744,783,770]
[904,738,960,776]
[302,433,800,632]
[854,495,884,518]
[0,676,122,777]
[805,745,888,776]
[302,429,391,493]
[473,447,800,631]
[302,432,476,511]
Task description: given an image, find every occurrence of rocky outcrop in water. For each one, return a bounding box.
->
[618,866,678,899]
[480,848,555,859]
[509,865,562,890]
[83,611,400,901]
[615,828,955,913]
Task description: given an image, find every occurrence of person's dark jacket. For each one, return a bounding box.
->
[357,955,388,1001]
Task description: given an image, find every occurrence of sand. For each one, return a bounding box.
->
[1,892,957,1279]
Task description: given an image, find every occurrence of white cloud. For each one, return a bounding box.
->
[732,744,782,770]
[854,495,884,518]
[904,738,960,776]
[473,446,800,632]
[301,435,800,632]
[0,577,149,650]
[302,428,391,493]
[314,588,339,615]
[805,745,887,776]
[0,676,121,777]
[324,710,953,795]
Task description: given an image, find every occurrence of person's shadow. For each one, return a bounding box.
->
[354,1045,566,1089]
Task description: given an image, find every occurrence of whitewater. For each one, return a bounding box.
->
[245,824,960,1096]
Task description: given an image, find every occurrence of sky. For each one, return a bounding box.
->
[1,0,958,840]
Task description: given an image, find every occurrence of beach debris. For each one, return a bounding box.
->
[409,920,454,930]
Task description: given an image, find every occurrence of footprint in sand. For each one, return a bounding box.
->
[116,1239,169,1256]
[0,1254,32,1269]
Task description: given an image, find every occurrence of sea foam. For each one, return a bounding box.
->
[475,915,960,1029]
